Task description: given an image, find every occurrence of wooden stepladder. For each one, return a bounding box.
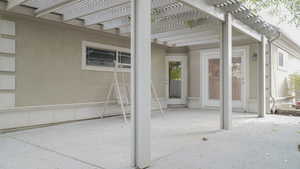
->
[101,62,165,122]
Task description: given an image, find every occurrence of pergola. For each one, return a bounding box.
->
[2,0,278,168]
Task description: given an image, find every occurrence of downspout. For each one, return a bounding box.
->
[268,32,281,113]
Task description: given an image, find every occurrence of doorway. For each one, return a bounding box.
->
[201,47,248,109]
[166,55,188,105]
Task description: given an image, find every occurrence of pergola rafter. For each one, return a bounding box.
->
[5,0,280,42]
[158,30,215,42]
[169,33,219,45]
[175,34,248,47]
[209,0,279,38]
[82,2,131,26]
[152,23,217,39]
[5,0,279,46]
[102,16,130,30]
[6,0,28,10]
[34,0,80,17]
[57,0,130,21]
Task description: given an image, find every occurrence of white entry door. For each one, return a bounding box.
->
[166,55,188,105]
[202,47,247,109]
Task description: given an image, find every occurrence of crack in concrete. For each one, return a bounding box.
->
[6,135,106,169]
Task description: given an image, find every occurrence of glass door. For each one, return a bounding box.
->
[169,61,182,99]
[203,49,245,108]
[166,56,187,105]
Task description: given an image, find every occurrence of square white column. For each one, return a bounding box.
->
[131,0,151,168]
[258,36,267,117]
[220,13,232,130]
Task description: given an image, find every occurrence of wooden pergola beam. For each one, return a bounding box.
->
[6,0,28,10]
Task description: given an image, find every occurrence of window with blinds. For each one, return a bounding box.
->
[86,47,116,67]
[82,41,131,71]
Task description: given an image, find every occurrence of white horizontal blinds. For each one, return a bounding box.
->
[25,0,68,10]
[86,47,116,67]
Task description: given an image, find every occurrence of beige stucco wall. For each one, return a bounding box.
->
[2,14,168,107]
[188,49,201,98]
[152,45,168,98]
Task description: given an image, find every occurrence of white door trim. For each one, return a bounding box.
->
[165,55,188,105]
[201,46,249,110]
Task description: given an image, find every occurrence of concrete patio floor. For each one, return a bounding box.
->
[0,109,299,169]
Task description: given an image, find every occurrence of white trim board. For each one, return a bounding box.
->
[0,98,167,130]
[187,97,256,112]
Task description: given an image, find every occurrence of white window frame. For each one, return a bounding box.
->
[81,41,130,72]
[277,48,287,71]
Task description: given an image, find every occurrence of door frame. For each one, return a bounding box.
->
[201,46,249,110]
[165,55,188,105]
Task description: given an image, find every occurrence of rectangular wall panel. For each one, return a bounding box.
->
[0,38,15,54]
[0,93,15,108]
[0,20,16,36]
[0,56,15,72]
[0,75,15,90]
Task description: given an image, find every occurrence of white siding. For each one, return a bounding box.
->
[0,56,15,72]
[0,93,15,107]
[0,38,15,54]
[0,20,16,36]
[0,75,15,90]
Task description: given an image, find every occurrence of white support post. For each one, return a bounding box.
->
[220,13,232,130]
[131,0,151,168]
[258,36,267,117]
